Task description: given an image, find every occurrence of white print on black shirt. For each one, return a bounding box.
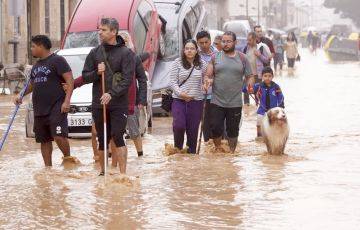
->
[56,126,62,134]
[32,66,51,83]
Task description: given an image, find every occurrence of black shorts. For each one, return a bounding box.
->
[210,104,242,139]
[34,103,68,143]
[93,107,127,150]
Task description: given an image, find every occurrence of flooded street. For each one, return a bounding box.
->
[1,49,360,229]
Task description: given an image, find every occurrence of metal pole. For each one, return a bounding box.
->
[101,72,108,175]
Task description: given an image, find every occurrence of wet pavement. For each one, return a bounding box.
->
[0,49,360,229]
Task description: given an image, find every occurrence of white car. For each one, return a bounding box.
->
[25,47,152,138]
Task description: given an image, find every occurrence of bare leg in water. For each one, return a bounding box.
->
[54,136,70,157]
[99,145,127,174]
[132,136,143,157]
[41,142,53,166]
[91,124,99,161]
[117,146,128,174]
[110,139,118,167]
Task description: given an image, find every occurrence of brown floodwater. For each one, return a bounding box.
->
[0,49,360,229]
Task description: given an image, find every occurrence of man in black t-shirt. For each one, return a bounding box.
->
[14,35,74,166]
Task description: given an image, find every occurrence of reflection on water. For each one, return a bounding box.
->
[0,49,360,229]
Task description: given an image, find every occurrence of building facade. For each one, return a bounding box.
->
[0,0,79,65]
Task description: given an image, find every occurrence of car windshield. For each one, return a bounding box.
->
[64,31,100,49]
[156,3,180,60]
[61,54,88,79]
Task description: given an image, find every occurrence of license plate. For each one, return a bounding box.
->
[69,117,92,127]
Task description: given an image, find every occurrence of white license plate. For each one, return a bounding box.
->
[69,117,92,127]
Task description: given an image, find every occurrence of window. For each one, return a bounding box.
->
[45,0,50,34]
[60,0,65,38]
[133,12,147,53]
[184,9,197,36]
[14,16,20,35]
[138,0,153,27]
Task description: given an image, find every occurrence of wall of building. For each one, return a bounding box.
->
[0,0,79,65]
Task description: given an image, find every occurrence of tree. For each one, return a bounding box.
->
[324,0,360,28]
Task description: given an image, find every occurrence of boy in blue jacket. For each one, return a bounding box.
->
[243,66,285,139]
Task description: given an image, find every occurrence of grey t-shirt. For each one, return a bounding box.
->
[211,51,252,108]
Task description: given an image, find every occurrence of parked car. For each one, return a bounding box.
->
[25,47,153,138]
[60,0,161,129]
[62,0,162,82]
[151,0,207,114]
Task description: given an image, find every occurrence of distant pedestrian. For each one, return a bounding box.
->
[213,35,223,52]
[242,32,270,105]
[170,39,207,154]
[254,25,274,65]
[273,34,285,73]
[284,32,299,75]
[203,31,253,153]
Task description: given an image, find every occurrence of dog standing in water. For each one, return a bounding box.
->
[261,107,289,154]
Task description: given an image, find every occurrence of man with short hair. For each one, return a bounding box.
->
[204,31,254,153]
[254,25,274,64]
[82,18,135,175]
[14,35,74,166]
[242,32,270,105]
[213,35,223,51]
[196,30,217,142]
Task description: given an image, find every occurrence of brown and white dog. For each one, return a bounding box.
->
[261,107,289,155]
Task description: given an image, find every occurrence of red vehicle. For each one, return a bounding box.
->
[61,0,163,81]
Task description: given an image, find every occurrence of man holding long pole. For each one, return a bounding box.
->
[82,18,134,176]
[13,35,74,166]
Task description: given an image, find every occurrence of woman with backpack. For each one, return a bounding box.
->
[169,39,207,154]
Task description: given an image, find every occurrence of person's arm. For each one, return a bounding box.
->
[135,55,148,106]
[13,82,33,105]
[243,56,255,87]
[276,86,285,108]
[82,49,99,84]
[61,71,74,113]
[267,39,275,58]
[108,48,135,97]
[169,59,182,97]
[203,55,215,91]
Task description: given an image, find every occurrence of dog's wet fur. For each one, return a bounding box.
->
[261,107,289,155]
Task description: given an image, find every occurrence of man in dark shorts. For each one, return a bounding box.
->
[204,31,254,153]
[14,35,74,166]
[82,18,135,175]
[254,25,274,65]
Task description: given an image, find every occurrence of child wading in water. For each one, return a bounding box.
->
[243,66,285,140]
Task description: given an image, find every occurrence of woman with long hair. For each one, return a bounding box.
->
[284,32,299,75]
[169,39,207,154]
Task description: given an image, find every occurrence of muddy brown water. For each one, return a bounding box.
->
[0,49,360,229]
